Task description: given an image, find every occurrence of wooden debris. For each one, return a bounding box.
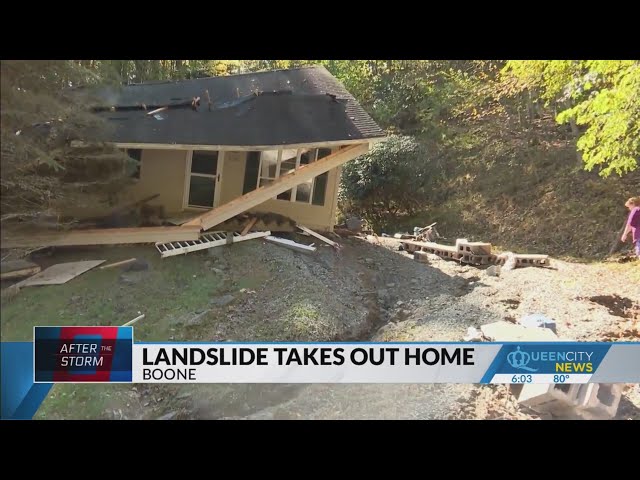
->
[241,217,258,236]
[1,225,202,248]
[99,258,137,270]
[265,236,317,253]
[297,225,340,248]
[17,260,105,287]
[146,107,168,116]
[0,259,41,280]
[122,313,145,327]
[205,89,212,111]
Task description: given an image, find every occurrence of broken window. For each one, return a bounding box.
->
[242,147,333,206]
[295,148,331,205]
[276,149,299,201]
[187,151,218,208]
[258,150,279,188]
[243,151,261,194]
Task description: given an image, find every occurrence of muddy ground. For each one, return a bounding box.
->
[2,233,638,420]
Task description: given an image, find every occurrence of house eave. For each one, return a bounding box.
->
[70,137,386,151]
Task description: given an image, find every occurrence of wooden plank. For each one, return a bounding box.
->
[18,260,106,287]
[0,260,41,280]
[99,258,137,270]
[297,225,340,248]
[185,144,370,231]
[241,217,257,236]
[265,236,316,253]
[1,226,202,248]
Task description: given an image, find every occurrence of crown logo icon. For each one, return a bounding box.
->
[507,346,538,372]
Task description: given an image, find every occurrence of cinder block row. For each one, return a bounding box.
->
[515,382,622,419]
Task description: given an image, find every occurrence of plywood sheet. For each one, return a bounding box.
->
[19,260,106,287]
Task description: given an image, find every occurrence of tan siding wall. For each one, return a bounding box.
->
[124,149,187,213]
[220,151,247,204]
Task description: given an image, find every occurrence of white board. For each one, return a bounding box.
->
[18,260,106,287]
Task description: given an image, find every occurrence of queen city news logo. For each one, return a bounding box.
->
[505,345,594,374]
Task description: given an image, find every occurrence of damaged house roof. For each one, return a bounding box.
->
[87,66,386,146]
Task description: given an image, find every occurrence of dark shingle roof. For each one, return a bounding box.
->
[89,66,385,146]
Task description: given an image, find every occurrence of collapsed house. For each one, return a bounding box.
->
[2,66,386,250]
[90,65,385,231]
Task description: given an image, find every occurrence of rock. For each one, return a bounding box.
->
[346,216,363,232]
[410,279,419,284]
[157,411,178,421]
[518,314,558,334]
[118,274,140,285]
[210,294,235,307]
[70,295,81,303]
[176,392,192,400]
[212,267,225,275]
[396,300,404,306]
[377,289,389,299]
[386,283,396,288]
[498,252,517,271]
[364,258,374,265]
[486,265,501,277]
[124,259,149,272]
[463,326,483,342]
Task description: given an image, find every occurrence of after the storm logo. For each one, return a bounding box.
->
[34,326,133,382]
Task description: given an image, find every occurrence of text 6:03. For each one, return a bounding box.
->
[511,374,533,383]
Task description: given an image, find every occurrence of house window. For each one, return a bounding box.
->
[276,149,299,201]
[258,150,280,188]
[124,149,142,179]
[241,147,334,206]
[243,151,261,194]
[294,148,331,205]
[187,151,218,208]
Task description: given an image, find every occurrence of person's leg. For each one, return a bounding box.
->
[635,239,640,258]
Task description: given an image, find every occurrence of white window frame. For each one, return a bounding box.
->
[249,147,333,205]
[183,150,224,209]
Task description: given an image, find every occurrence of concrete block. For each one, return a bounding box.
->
[516,383,582,416]
[575,383,623,419]
[480,321,559,342]
[414,251,430,263]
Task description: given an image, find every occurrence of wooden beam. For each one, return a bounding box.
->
[185,144,369,231]
[99,258,137,270]
[1,226,202,248]
[297,225,340,248]
[240,217,258,236]
[71,138,385,152]
[0,260,41,280]
[265,236,316,253]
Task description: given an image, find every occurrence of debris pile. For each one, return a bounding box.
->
[401,237,549,269]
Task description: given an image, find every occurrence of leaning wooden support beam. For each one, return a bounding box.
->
[1,226,202,248]
[99,258,137,270]
[297,225,340,248]
[183,144,370,231]
[265,236,317,253]
[241,217,258,236]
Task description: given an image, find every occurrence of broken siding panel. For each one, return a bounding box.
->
[124,149,188,213]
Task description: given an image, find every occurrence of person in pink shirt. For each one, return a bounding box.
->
[621,196,640,259]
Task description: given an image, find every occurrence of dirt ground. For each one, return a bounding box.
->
[1,232,638,420]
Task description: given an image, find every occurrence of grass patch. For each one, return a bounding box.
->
[1,245,225,342]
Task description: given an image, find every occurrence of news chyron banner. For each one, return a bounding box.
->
[1,325,639,419]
